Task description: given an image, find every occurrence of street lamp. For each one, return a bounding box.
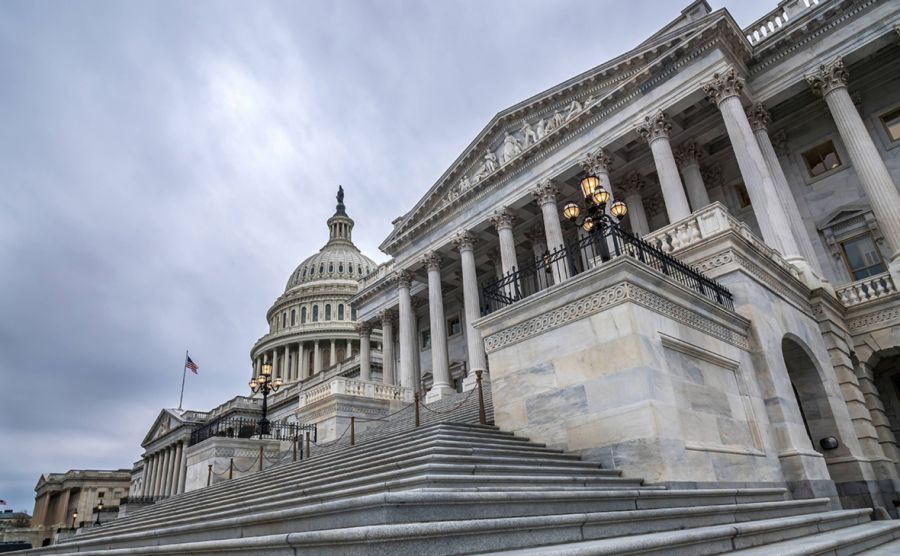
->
[94,502,103,526]
[562,172,628,261]
[71,511,78,529]
[249,362,282,435]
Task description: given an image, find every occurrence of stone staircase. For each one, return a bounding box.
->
[20,388,900,555]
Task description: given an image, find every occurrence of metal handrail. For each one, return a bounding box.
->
[482,215,734,314]
[189,417,316,446]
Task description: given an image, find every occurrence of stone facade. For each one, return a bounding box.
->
[353,0,900,515]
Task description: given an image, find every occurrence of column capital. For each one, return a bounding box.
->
[746,102,771,132]
[770,129,789,157]
[395,269,412,289]
[490,207,515,231]
[423,251,442,271]
[702,67,745,107]
[379,309,395,325]
[453,230,477,252]
[580,147,612,174]
[636,110,672,143]
[620,172,645,196]
[355,322,372,337]
[531,180,559,207]
[701,163,723,188]
[806,58,849,97]
[674,141,704,168]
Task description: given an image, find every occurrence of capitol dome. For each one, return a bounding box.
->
[249,187,382,387]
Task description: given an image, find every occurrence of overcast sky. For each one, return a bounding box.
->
[0,0,775,513]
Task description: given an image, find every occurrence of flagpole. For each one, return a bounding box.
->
[178,350,188,411]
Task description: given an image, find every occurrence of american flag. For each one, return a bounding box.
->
[185,356,199,374]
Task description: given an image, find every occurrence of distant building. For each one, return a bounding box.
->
[31,469,130,546]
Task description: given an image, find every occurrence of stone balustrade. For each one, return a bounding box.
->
[744,0,826,46]
[836,272,898,307]
[644,203,802,281]
[298,376,414,408]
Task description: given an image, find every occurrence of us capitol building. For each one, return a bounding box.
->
[22,0,900,554]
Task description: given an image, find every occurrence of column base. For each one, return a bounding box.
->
[425,385,457,403]
[462,371,489,392]
[786,256,834,295]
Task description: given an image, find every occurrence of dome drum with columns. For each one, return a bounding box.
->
[250,188,382,385]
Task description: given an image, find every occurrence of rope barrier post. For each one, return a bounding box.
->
[350,416,355,446]
[414,393,420,427]
[306,431,311,458]
[476,370,486,425]
[293,436,298,462]
[228,458,234,480]
[258,445,263,472]
[206,464,212,487]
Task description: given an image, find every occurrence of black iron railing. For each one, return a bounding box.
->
[482,216,734,314]
[118,495,161,505]
[189,417,316,446]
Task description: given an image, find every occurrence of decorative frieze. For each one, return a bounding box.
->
[636,110,672,143]
[806,58,849,97]
[702,67,744,107]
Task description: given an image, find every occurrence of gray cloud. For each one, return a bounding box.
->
[0,0,774,512]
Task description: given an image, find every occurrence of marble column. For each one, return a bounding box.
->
[141,456,154,496]
[532,180,565,284]
[163,446,174,496]
[621,173,650,235]
[674,141,710,211]
[272,349,279,380]
[454,231,488,389]
[313,340,321,374]
[147,454,158,497]
[490,208,519,276]
[702,164,727,206]
[346,339,352,360]
[380,311,395,385]
[747,103,825,278]
[254,357,260,378]
[424,252,454,401]
[636,110,691,222]
[283,346,290,379]
[703,68,804,263]
[807,59,900,281]
[526,226,550,290]
[397,271,417,389]
[358,323,371,381]
[329,340,336,369]
[153,451,165,496]
[178,441,188,494]
[300,342,308,378]
[172,441,184,495]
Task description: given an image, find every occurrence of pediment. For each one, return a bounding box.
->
[141,409,189,447]
[816,204,871,230]
[381,8,747,253]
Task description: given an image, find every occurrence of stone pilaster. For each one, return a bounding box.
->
[329,340,336,369]
[674,141,710,211]
[454,231,488,390]
[313,339,321,374]
[423,252,453,401]
[636,110,691,222]
[380,310,395,386]
[807,58,900,283]
[490,207,519,276]
[357,322,372,381]
[620,173,649,235]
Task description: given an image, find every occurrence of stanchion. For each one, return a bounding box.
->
[414,393,420,427]
[476,370,486,425]
[305,431,311,458]
[293,436,298,462]
[206,464,212,487]
[350,416,355,446]
[258,445,264,471]
[228,458,234,480]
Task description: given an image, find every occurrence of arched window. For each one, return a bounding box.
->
[329,263,334,273]
[339,263,344,273]
[358,265,362,274]
[302,268,307,278]
[290,309,296,326]
[338,304,344,320]
[325,304,332,320]
[312,305,319,322]
[319,264,324,274]
[282,312,287,328]
[301,307,307,324]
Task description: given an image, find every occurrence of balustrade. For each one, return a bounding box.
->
[836,273,898,307]
[298,376,414,408]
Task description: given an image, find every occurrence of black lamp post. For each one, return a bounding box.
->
[94,502,103,526]
[249,362,282,435]
[561,172,628,260]
[71,511,78,529]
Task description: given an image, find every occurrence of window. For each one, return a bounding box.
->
[351,307,357,320]
[841,234,885,280]
[282,313,287,328]
[802,140,842,177]
[338,304,344,320]
[448,315,462,336]
[98,492,105,499]
[301,307,307,324]
[312,305,319,322]
[329,263,334,273]
[325,304,332,320]
[881,106,900,142]
[339,263,344,273]
[421,329,431,350]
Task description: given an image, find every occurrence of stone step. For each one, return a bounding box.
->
[42,504,860,556]
[731,521,900,555]
[482,509,876,555]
